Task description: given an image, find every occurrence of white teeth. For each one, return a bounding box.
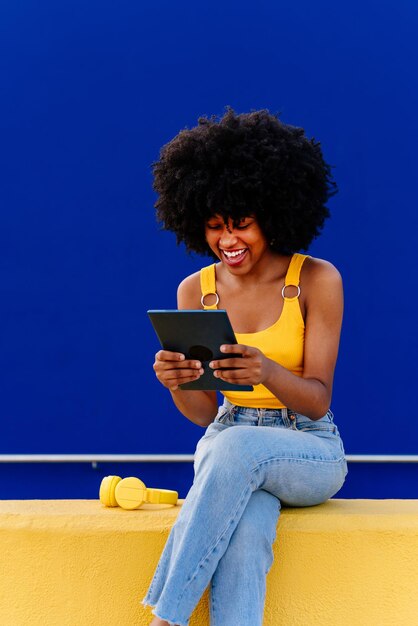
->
[223,249,246,258]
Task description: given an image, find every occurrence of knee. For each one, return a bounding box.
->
[199,426,255,474]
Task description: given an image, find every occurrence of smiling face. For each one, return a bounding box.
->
[204,214,271,273]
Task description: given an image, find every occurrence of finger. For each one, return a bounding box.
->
[164,368,204,381]
[209,358,247,370]
[167,371,204,391]
[155,350,186,362]
[154,359,203,372]
[213,369,251,382]
[219,344,252,356]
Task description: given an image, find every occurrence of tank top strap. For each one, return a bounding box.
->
[200,263,219,309]
[283,253,309,301]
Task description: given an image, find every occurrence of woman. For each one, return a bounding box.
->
[142,108,348,626]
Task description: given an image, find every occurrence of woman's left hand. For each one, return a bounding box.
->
[209,344,272,386]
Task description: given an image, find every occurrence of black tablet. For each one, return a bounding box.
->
[147,310,253,391]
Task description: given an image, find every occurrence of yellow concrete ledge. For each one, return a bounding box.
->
[0,499,417,625]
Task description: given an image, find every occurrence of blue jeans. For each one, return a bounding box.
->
[142,399,348,626]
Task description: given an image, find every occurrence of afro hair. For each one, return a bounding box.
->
[152,107,337,256]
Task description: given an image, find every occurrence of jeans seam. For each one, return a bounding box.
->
[210,579,216,625]
[304,423,332,431]
[145,559,162,598]
[250,454,346,473]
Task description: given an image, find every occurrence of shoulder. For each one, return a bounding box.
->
[302,255,343,289]
[177,270,202,308]
[301,256,343,314]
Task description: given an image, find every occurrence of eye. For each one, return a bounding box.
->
[206,223,222,230]
[235,220,253,230]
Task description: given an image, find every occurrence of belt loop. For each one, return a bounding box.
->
[283,407,289,425]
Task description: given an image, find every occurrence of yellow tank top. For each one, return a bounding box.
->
[200,253,308,409]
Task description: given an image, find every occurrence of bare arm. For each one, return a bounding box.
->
[210,260,344,420]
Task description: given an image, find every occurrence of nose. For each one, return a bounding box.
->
[219,227,239,248]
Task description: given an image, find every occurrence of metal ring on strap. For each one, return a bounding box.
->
[281,284,301,299]
[201,292,220,307]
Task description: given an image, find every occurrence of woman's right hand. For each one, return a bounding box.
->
[153,350,204,391]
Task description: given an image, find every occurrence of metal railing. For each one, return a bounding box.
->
[0,454,417,463]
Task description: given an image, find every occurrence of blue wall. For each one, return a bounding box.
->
[1,0,417,498]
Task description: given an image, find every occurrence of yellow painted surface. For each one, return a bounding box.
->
[0,499,417,625]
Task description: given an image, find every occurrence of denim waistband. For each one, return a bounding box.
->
[221,398,337,423]
[222,398,296,419]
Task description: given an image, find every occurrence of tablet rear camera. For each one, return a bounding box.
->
[189,345,213,363]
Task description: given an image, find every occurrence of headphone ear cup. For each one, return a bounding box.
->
[99,475,122,507]
[115,476,147,510]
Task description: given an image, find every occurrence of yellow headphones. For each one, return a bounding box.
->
[99,475,178,510]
